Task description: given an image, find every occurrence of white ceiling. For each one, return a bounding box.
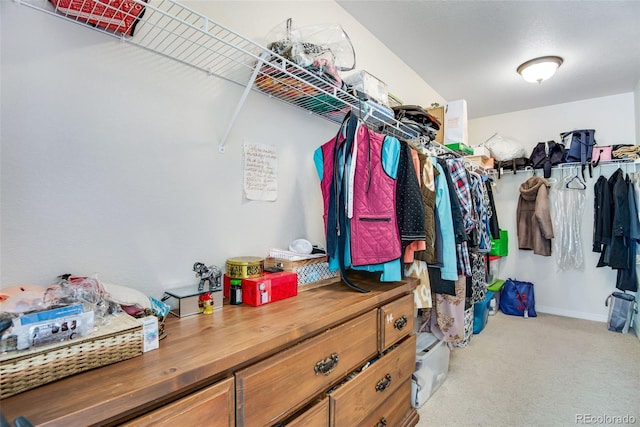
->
[336,1,640,119]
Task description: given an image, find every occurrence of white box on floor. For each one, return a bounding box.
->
[411,332,450,408]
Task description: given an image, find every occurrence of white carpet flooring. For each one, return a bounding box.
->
[416,312,640,427]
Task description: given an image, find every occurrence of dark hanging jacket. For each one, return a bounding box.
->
[395,141,426,254]
[609,170,631,269]
[616,176,639,292]
[593,175,611,254]
[484,180,501,240]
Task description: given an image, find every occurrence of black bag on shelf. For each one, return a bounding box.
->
[529,140,565,178]
[392,105,441,139]
[495,157,531,178]
[561,129,596,178]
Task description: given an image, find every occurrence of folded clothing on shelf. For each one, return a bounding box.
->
[49,0,147,36]
[255,62,349,115]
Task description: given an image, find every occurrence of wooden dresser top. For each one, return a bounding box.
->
[0,274,416,426]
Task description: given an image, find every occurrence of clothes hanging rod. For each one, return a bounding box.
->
[502,158,640,175]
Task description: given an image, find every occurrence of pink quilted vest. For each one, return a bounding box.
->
[319,123,400,266]
[320,138,337,236]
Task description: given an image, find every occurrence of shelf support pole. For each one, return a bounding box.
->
[218,50,270,153]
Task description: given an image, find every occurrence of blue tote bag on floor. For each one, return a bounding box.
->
[500,279,537,318]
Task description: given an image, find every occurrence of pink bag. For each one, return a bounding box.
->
[592,145,612,166]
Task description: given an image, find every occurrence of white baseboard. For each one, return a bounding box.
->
[536,305,608,322]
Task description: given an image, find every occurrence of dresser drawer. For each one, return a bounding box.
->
[329,334,416,427]
[379,293,414,351]
[283,396,329,427]
[121,377,234,427]
[236,309,378,426]
[358,378,412,427]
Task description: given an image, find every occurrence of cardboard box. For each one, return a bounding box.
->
[426,106,445,144]
[465,155,494,169]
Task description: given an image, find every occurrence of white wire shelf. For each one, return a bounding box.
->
[19,0,421,151]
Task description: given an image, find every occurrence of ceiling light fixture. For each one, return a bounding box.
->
[517,56,563,83]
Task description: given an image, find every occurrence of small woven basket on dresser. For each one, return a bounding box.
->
[265,255,340,291]
[0,312,143,399]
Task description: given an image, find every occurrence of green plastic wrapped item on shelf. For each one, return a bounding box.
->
[445,142,473,155]
[489,229,509,256]
[487,279,506,293]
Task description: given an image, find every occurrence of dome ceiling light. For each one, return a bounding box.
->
[517,56,564,83]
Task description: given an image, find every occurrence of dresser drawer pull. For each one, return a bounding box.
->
[314,353,339,376]
[394,315,408,330]
[375,374,392,392]
[375,418,388,427]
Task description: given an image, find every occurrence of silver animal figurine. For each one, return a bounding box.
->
[193,262,222,292]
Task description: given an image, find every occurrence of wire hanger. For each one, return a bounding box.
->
[564,167,587,189]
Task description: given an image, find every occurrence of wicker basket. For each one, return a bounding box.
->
[264,256,339,289]
[0,312,143,399]
[268,248,327,262]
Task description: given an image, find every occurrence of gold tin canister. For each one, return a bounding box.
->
[226,256,264,279]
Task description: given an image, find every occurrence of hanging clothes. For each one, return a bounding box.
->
[413,152,438,265]
[402,147,428,262]
[467,250,487,304]
[429,158,458,282]
[314,114,402,291]
[552,176,586,271]
[484,178,501,240]
[517,176,554,256]
[468,172,492,252]
[607,169,631,270]
[446,158,476,236]
[395,141,426,261]
[405,260,432,309]
[443,158,473,276]
[595,169,629,268]
[430,274,467,345]
[592,175,611,254]
[616,175,639,291]
[435,158,466,245]
[592,168,638,292]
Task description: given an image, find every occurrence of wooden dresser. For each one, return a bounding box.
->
[0,273,418,427]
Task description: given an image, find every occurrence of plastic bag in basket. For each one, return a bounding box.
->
[263,18,355,88]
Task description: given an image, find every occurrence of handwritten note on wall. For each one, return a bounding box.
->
[243,142,278,201]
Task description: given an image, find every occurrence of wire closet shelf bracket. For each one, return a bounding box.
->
[18,0,422,152]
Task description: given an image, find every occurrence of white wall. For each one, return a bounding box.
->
[469,93,637,321]
[0,1,443,298]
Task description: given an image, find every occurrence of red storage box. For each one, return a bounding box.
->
[50,0,147,36]
[242,272,297,306]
